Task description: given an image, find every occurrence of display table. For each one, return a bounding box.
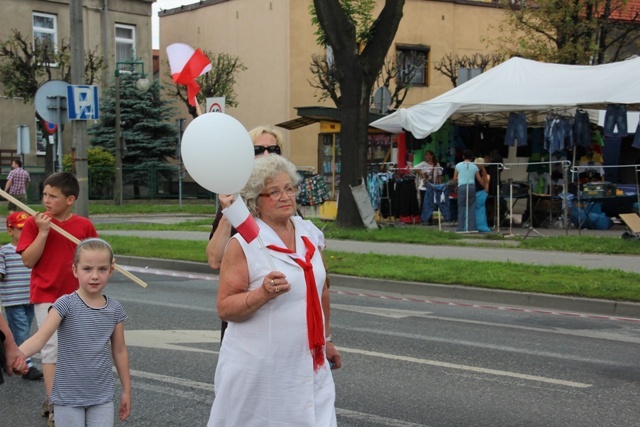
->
[573,195,637,229]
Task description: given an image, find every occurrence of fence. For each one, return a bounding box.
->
[1,165,214,202]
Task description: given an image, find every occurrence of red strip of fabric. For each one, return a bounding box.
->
[267,236,325,371]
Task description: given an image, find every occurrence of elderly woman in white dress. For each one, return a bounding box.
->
[207,154,341,427]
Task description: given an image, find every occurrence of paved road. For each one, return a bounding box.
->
[3,268,640,426]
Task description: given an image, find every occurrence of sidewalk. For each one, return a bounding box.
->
[96,215,640,319]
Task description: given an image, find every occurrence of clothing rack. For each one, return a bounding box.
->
[502,160,570,234]
[369,162,396,172]
[376,171,394,222]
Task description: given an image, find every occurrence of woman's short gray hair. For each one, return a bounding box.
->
[242,155,300,216]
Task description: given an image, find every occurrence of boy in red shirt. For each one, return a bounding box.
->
[16,172,98,425]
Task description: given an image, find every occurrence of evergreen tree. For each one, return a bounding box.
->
[89,74,178,197]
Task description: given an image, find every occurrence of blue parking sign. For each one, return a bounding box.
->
[67,85,100,120]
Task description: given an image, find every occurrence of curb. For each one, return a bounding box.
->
[116,256,640,320]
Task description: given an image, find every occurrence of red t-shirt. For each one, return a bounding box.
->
[16,214,99,304]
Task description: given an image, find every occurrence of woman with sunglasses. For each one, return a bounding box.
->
[207,154,339,426]
[207,126,285,345]
[206,126,283,271]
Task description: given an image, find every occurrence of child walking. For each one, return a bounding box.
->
[0,211,43,380]
[16,171,99,425]
[15,238,131,426]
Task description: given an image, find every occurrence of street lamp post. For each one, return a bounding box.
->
[114,61,150,205]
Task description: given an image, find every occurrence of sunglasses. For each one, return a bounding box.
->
[254,145,281,156]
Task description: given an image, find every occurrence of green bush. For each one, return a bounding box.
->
[63,147,115,197]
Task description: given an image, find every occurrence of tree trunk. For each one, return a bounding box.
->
[336,81,372,228]
[313,0,405,228]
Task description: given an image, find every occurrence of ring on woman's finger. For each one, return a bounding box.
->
[275,286,280,293]
[270,279,275,286]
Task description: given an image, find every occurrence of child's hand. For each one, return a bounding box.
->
[11,354,28,375]
[119,392,131,421]
[33,212,52,233]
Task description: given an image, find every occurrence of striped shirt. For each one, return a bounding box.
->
[0,243,31,306]
[6,167,30,195]
[50,292,127,407]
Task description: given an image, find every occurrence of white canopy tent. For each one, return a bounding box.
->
[370,56,640,138]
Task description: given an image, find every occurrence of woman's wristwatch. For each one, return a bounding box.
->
[325,334,333,343]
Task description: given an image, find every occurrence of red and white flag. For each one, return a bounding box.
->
[166,43,212,106]
[222,196,260,243]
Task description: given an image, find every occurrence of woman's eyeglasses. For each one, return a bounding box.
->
[259,185,298,200]
[254,145,282,156]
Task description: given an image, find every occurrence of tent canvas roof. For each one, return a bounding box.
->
[370,56,640,139]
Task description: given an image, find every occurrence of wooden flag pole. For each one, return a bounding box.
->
[0,189,148,288]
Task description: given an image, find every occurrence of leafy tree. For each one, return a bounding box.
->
[62,146,115,198]
[309,50,423,111]
[0,29,105,175]
[309,1,418,112]
[88,74,178,198]
[485,0,640,64]
[434,53,504,88]
[0,29,104,103]
[312,0,405,228]
[167,50,246,118]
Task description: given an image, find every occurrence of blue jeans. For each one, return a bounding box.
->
[456,184,476,231]
[545,117,571,154]
[421,184,450,222]
[603,104,628,137]
[475,190,491,232]
[4,304,34,346]
[504,112,527,146]
[4,304,35,366]
[573,110,591,147]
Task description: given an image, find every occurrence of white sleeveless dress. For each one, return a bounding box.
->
[207,216,337,427]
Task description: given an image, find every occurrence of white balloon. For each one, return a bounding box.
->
[181,113,254,194]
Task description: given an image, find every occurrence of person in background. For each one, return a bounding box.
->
[207,154,340,426]
[453,149,483,232]
[15,238,131,426]
[0,313,24,384]
[5,159,30,213]
[0,211,43,381]
[206,126,284,343]
[474,158,491,232]
[207,126,284,270]
[16,172,99,426]
[415,150,443,224]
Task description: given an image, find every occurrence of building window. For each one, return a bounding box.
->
[397,45,429,87]
[33,12,58,53]
[115,24,136,67]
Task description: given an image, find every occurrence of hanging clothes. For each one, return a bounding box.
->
[296,171,330,206]
[544,114,573,154]
[504,112,528,146]
[573,109,592,147]
[421,183,450,223]
[603,104,628,137]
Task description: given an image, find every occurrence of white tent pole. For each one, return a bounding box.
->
[465,182,469,231]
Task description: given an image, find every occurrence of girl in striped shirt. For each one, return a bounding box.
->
[15,238,131,426]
